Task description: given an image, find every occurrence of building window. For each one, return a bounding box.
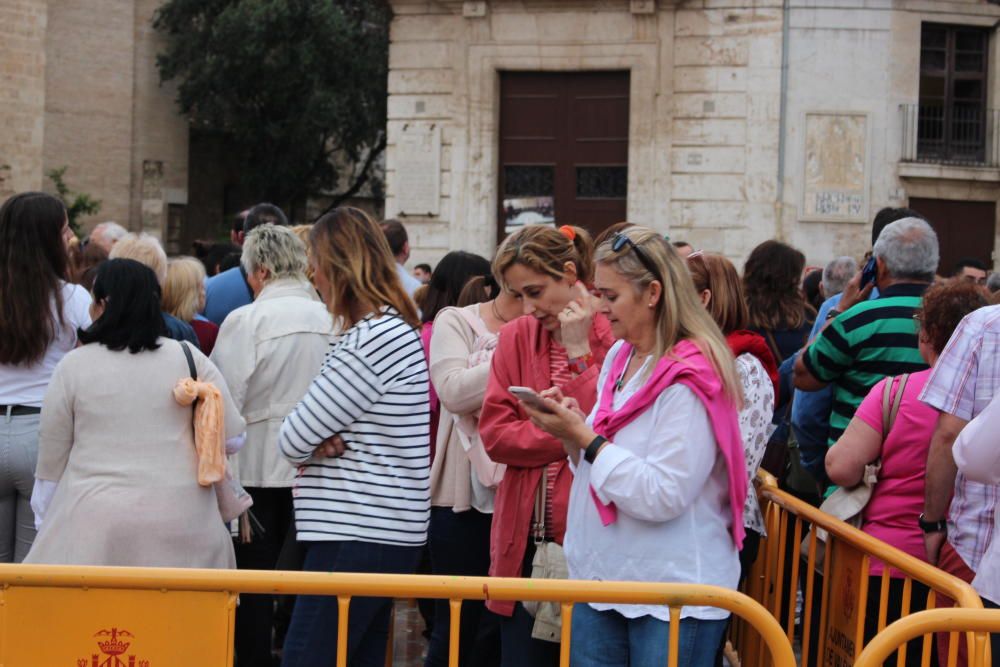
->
[918,23,990,164]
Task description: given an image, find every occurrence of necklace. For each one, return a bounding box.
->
[615,348,636,391]
[491,298,509,323]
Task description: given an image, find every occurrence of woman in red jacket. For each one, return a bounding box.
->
[479,224,615,667]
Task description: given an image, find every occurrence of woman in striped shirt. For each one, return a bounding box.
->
[277,207,430,667]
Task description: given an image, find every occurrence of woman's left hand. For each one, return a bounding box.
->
[522,397,593,451]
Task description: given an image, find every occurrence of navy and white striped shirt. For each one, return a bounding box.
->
[278,307,430,546]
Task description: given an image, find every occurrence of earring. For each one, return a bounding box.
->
[648,303,654,308]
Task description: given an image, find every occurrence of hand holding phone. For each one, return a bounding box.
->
[860,256,877,288]
[509,386,555,413]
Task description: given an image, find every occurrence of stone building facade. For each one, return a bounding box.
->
[386,0,1000,271]
[0,0,189,247]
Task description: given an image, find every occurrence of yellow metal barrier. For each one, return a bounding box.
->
[0,564,797,667]
[855,609,999,667]
[735,473,984,667]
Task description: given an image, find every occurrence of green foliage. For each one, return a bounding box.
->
[46,167,101,234]
[153,0,391,211]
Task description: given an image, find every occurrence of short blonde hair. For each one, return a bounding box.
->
[109,233,168,285]
[241,224,308,282]
[162,257,206,322]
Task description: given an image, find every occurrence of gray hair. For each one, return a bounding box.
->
[987,272,1000,294]
[109,232,168,285]
[93,221,128,243]
[241,224,308,282]
[822,256,858,297]
[872,217,939,281]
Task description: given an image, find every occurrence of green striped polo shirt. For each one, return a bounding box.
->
[803,283,930,446]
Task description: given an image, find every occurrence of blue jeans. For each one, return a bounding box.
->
[570,603,728,667]
[281,540,421,667]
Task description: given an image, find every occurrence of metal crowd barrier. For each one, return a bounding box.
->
[855,609,1000,667]
[733,473,986,667]
[0,564,796,667]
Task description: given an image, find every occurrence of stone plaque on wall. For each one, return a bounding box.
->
[802,113,869,223]
[396,123,441,216]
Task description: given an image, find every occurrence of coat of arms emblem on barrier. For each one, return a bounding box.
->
[76,627,149,667]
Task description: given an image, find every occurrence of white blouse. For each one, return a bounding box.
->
[736,353,775,535]
[564,341,740,622]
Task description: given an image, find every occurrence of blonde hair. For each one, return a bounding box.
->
[310,207,420,328]
[241,224,308,282]
[595,226,742,405]
[162,257,206,322]
[291,224,315,280]
[492,224,594,288]
[109,233,168,285]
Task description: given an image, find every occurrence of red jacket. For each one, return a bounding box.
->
[479,314,615,616]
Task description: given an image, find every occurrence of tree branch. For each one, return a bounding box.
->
[315,133,388,219]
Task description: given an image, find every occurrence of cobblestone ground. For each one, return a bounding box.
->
[389,599,428,667]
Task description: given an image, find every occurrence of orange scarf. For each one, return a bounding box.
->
[173,378,226,486]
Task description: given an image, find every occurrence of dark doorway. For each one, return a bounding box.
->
[908,197,996,274]
[498,71,629,242]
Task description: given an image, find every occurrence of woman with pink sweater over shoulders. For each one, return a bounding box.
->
[479,224,615,667]
[520,226,746,667]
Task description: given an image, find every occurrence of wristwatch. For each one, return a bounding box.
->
[918,513,947,534]
[826,308,842,321]
[583,435,608,464]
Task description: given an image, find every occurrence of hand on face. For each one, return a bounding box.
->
[838,269,875,313]
[559,281,594,358]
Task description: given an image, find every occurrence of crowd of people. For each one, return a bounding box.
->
[1,188,999,667]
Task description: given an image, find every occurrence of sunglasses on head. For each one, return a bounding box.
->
[612,232,661,282]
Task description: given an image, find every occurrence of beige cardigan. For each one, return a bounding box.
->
[428,304,495,511]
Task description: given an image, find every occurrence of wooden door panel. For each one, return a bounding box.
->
[908,197,995,273]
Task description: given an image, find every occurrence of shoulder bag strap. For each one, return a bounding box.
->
[180,341,197,381]
[886,373,909,433]
[532,468,547,544]
[763,329,784,365]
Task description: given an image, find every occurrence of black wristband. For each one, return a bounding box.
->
[918,513,947,534]
[584,435,608,464]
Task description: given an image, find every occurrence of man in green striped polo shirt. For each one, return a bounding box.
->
[794,217,937,446]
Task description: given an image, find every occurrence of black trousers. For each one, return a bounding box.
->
[424,507,501,667]
[235,487,294,667]
[863,575,937,667]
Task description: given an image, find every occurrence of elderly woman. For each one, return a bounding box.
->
[25,258,244,567]
[522,226,746,667]
[209,224,334,667]
[163,257,219,354]
[826,279,988,667]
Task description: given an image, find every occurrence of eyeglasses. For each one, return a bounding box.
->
[612,232,661,282]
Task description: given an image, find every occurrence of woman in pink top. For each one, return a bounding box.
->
[826,279,988,667]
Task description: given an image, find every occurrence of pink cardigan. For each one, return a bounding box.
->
[479,314,615,616]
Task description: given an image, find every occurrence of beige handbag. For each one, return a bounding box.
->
[802,374,909,571]
[521,466,567,643]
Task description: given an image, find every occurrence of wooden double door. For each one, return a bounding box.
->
[498,71,630,242]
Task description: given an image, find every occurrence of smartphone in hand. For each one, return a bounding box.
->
[860,256,877,288]
[509,386,555,413]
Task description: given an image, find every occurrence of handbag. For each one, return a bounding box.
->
[180,342,253,525]
[802,374,909,571]
[521,466,567,643]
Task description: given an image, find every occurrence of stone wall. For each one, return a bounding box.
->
[385,0,785,266]
[0,0,48,198]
